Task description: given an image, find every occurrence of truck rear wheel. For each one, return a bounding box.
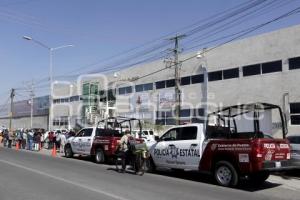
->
[214,161,239,187]
[95,148,105,164]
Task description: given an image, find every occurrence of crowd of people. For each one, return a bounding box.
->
[0,128,76,153]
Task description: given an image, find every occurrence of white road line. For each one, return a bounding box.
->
[0,159,131,200]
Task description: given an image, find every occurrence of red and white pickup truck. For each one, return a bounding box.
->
[147,103,292,187]
[64,117,144,163]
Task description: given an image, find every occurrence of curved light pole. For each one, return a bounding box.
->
[23,36,73,130]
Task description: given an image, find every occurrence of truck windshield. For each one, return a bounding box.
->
[206,103,286,139]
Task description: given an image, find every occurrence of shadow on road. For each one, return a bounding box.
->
[276,170,300,179]
[140,170,281,192]
[63,155,283,191]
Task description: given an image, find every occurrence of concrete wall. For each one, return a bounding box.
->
[0,115,48,130]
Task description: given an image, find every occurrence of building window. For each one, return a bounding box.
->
[135,83,153,92]
[166,79,175,88]
[208,71,223,82]
[118,87,126,95]
[118,86,132,95]
[191,74,204,84]
[261,60,282,74]
[53,119,60,126]
[290,103,300,125]
[65,98,70,103]
[144,83,153,91]
[135,84,143,92]
[180,109,191,117]
[60,98,69,103]
[243,64,261,76]
[125,86,132,94]
[289,56,300,70]
[181,76,191,86]
[70,95,79,102]
[156,81,166,89]
[223,68,239,79]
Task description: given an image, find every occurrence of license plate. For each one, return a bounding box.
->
[275,161,281,168]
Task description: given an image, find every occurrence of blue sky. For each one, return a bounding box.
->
[1,0,300,104]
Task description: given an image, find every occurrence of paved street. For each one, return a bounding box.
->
[0,147,299,200]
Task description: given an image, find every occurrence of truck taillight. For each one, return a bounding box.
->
[256,153,263,158]
[287,153,291,160]
[111,142,115,150]
[111,140,117,150]
[254,143,263,158]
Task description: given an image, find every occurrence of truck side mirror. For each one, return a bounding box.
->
[154,136,160,142]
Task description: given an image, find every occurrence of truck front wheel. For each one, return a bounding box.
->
[65,145,73,158]
[145,157,156,173]
[214,161,239,187]
[95,148,105,164]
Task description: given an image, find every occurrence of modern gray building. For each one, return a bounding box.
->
[50,24,300,135]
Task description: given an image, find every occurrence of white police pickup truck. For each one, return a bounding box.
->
[147,103,292,187]
[148,124,205,171]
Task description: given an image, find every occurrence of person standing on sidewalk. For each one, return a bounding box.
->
[55,131,61,152]
[22,130,27,149]
[27,129,34,151]
[7,130,14,148]
[48,131,54,149]
[0,130,3,144]
[60,132,67,153]
[3,129,8,147]
[16,130,23,149]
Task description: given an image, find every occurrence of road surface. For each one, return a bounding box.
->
[0,147,299,200]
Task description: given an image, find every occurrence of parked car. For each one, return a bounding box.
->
[132,129,157,143]
[287,135,300,168]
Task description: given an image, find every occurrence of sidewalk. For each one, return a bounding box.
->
[268,175,300,191]
[0,142,65,158]
[36,147,65,158]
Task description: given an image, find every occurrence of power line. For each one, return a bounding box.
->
[128,6,300,84]
[183,0,284,46]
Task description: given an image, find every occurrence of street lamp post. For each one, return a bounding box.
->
[23,36,73,131]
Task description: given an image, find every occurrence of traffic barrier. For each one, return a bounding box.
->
[51,144,57,157]
[15,141,20,151]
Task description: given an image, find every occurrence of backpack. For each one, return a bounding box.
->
[127,137,136,152]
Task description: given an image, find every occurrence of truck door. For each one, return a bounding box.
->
[80,128,94,155]
[175,126,202,170]
[152,128,179,168]
[71,130,85,154]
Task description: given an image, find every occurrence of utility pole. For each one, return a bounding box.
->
[169,34,185,125]
[9,88,15,132]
